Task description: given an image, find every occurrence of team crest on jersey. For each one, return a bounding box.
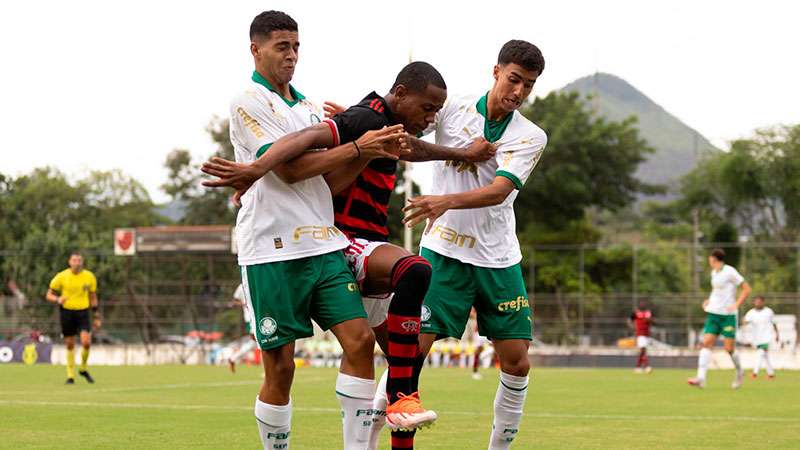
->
[259,317,277,337]
[421,305,431,322]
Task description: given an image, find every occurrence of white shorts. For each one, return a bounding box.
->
[344,238,392,328]
[636,336,650,348]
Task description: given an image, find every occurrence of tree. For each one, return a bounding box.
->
[516,91,660,235]
[161,117,236,225]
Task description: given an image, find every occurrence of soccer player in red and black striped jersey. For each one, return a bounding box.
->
[628,300,654,373]
[203,62,495,450]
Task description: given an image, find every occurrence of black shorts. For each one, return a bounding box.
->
[60,308,91,337]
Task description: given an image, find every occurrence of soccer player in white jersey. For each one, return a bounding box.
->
[743,295,779,379]
[403,40,547,449]
[688,248,751,389]
[227,284,257,373]
[207,11,406,450]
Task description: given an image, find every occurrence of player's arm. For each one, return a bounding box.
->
[404,133,546,231]
[402,136,496,163]
[403,176,516,231]
[627,313,635,330]
[731,281,751,312]
[46,288,64,305]
[273,125,406,184]
[202,123,335,191]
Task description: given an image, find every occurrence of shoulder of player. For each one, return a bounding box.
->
[499,114,547,149]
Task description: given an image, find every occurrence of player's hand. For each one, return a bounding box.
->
[702,299,709,309]
[726,304,737,313]
[463,137,496,163]
[355,125,407,160]
[201,157,262,196]
[58,296,66,305]
[323,101,346,118]
[93,316,102,330]
[403,195,453,233]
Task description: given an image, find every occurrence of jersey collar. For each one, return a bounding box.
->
[476,93,514,143]
[252,71,306,107]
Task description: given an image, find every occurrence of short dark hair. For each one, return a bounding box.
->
[710,248,726,262]
[754,295,765,301]
[250,10,297,41]
[498,40,545,74]
[390,61,447,94]
[69,250,82,257]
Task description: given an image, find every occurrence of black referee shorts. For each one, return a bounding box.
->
[60,307,91,337]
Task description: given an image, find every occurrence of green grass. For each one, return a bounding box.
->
[1,365,798,449]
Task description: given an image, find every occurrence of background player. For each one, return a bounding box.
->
[46,251,100,384]
[227,283,257,373]
[629,300,653,373]
[743,295,779,379]
[688,248,751,389]
[403,40,547,449]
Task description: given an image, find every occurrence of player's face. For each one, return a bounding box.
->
[491,63,539,114]
[252,30,299,85]
[754,298,765,309]
[708,255,722,270]
[69,254,83,272]
[394,84,447,135]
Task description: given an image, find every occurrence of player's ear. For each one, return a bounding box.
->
[493,64,500,81]
[250,42,259,57]
[394,84,407,100]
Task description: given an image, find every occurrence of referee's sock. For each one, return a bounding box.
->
[66,348,75,379]
[80,347,90,371]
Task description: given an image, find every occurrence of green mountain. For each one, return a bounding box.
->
[560,73,719,191]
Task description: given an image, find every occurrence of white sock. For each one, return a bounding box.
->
[729,350,742,373]
[367,369,388,450]
[754,348,764,375]
[336,372,376,450]
[697,348,711,380]
[254,397,291,450]
[230,339,257,364]
[488,371,528,450]
[764,349,775,376]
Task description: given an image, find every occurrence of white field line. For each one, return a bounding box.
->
[1,399,797,423]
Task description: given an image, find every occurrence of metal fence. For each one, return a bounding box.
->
[2,242,799,347]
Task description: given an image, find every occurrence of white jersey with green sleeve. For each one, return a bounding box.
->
[419,93,547,268]
[705,264,745,315]
[744,307,775,345]
[230,71,349,266]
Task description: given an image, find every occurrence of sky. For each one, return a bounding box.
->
[1,0,798,203]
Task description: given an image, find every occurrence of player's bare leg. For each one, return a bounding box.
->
[77,330,94,383]
[473,345,484,380]
[724,337,743,389]
[256,343,295,450]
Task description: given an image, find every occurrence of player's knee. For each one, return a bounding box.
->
[391,256,432,290]
[500,351,530,376]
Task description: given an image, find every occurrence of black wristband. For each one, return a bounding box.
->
[353,141,361,159]
[92,306,99,313]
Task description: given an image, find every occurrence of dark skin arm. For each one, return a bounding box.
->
[201,125,404,204]
[403,135,496,163]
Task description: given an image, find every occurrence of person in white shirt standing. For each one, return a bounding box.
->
[403,40,547,449]
[203,11,405,450]
[743,295,780,379]
[688,248,752,389]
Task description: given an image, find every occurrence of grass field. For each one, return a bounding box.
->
[1,365,798,449]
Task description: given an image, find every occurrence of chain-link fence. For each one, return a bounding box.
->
[2,242,799,347]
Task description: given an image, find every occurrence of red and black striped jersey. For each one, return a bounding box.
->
[324,92,399,241]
